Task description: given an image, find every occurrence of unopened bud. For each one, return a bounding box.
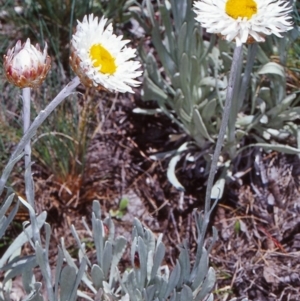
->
[4,38,51,88]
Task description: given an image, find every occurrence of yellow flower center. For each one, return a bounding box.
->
[225,0,257,20]
[89,44,116,75]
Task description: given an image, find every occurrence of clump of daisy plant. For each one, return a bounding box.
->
[192,0,294,241]
[70,14,142,93]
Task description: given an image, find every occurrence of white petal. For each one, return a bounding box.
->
[193,0,293,45]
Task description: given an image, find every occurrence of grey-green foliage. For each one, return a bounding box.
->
[236,31,300,155]
[137,0,300,156]
[0,199,219,301]
[137,0,228,149]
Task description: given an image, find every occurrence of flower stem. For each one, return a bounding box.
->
[0,76,81,195]
[200,45,244,247]
[238,43,257,105]
[22,87,40,243]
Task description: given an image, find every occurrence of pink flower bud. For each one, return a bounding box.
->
[4,38,51,88]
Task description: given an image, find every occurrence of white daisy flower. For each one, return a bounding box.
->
[193,0,293,46]
[70,14,142,93]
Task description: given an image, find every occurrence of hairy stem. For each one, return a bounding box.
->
[200,45,244,249]
[23,87,40,243]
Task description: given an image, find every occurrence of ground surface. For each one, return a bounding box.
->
[2,87,300,301]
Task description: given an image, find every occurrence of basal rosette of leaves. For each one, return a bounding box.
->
[137,0,228,150]
[0,199,223,301]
